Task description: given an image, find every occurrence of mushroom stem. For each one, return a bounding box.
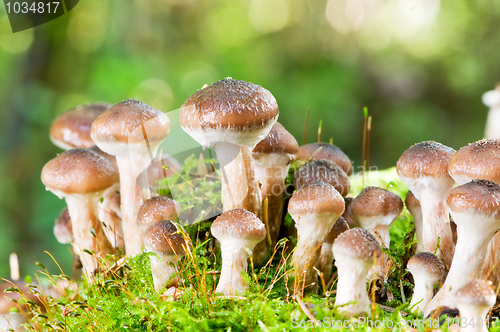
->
[65,194,113,282]
[410,277,435,313]
[425,213,498,315]
[98,183,124,250]
[457,305,491,332]
[215,143,262,218]
[335,255,372,316]
[150,254,180,292]
[216,242,249,295]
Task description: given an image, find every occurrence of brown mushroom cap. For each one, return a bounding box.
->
[179,78,279,132]
[211,208,266,241]
[143,220,187,255]
[324,217,349,244]
[89,145,118,173]
[448,139,500,184]
[41,148,117,195]
[332,227,381,260]
[54,207,72,244]
[137,196,181,226]
[50,103,111,149]
[397,141,456,179]
[294,159,350,197]
[446,179,500,217]
[455,279,496,307]
[90,99,170,145]
[407,252,446,280]
[350,187,403,221]
[288,181,345,216]
[252,122,299,156]
[296,142,353,176]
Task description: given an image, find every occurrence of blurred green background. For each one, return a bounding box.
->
[0,0,499,278]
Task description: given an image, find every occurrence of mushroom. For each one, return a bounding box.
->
[350,186,403,278]
[137,196,181,233]
[454,279,495,332]
[317,217,349,282]
[447,139,500,288]
[482,84,500,139]
[405,190,423,253]
[407,252,446,313]
[426,180,500,315]
[294,159,350,197]
[332,228,381,316]
[296,142,353,176]
[50,102,111,150]
[396,141,456,269]
[54,207,72,245]
[288,182,345,294]
[251,122,299,263]
[342,197,359,228]
[211,208,266,295]
[179,78,279,218]
[143,220,189,292]
[91,99,170,256]
[41,148,115,281]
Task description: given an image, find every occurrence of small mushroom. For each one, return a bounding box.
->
[317,217,349,282]
[211,209,266,295]
[407,252,446,313]
[454,280,495,332]
[41,148,115,282]
[397,141,456,269]
[332,228,381,316]
[294,159,350,197]
[54,207,72,245]
[91,99,171,256]
[143,220,189,292]
[137,196,181,233]
[296,142,353,176]
[342,197,359,228]
[482,84,500,140]
[288,182,345,294]
[426,180,500,315]
[405,191,423,253]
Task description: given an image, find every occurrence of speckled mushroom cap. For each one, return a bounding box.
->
[294,159,350,197]
[50,102,111,150]
[143,220,188,256]
[54,207,72,244]
[211,208,266,242]
[137,196,181,226]
[332,228,381,260]
[296,143,353,176]
[288,182,345,216]
[405,191,420,214]
[397,141,456,180]
[324,217,349,244]
[179,78,279,148]
[447,179,500,217]
[89,145,118,174]
[407,252,446,280]
[448,139,500,185]
[350,187,403,222]
[41,148,117,195]
[90,99,170,146]
[252,122,299,157]
[454,279,496,307]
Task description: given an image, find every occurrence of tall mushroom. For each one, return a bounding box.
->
[332,228,381,316]
[405,190,423,253]
[426,180,500,315]
[454,280,496,332]
[288,182,345,294]
[396,141,456,269]
[317,217,349,282]
[294,159,350,197]
[251,122,299,263]
[211,209,266,295]
[296,142,353,176]
[179,78,279,218]
[91,99,170,256]
[41,149,115,281]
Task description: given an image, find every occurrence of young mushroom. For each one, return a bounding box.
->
[426,180,500,315]
[317,217,349,282]
[143,220,189,292]
[137,196,181,233]
[407,252,446,313]
[405,190,423,253]
[482,84,500,139]
[41,148,115,281]
[454,280,495,332]
[179,78,279,218]
[50,102,111,150]
[296,142,353,176]
[332,228,381,316]
[396,141,456,269]
[54,207,72,245]
[91,99,170,256]
[294,159,350,197]
[288,182,345,294]
[211,209,266,296]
